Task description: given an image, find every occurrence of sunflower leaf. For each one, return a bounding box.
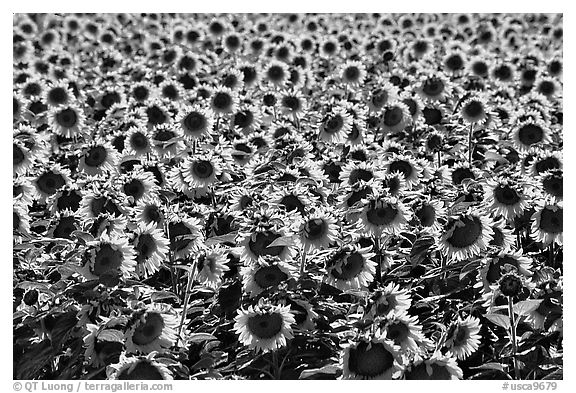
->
[513,299,543,316]
[410,235,435,266]
[188,333,218,343]
[485,313,511,330]
[299,364,340,379]
[266,235,297,248]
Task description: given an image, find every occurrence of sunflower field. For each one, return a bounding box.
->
[13,13,563,381]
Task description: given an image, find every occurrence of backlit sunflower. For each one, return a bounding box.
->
[79,141,118,176]
[242,256,295,297]
[444,316,482,360]
[124,127,153,157]
[84,322,125,367]
[341,337,403,380]
[107,354,173,380]
[539,169,562,202]
[125,304,179,354]
[359,194,409,236]
[531,202,563,245]
[32,164,70,204]
[132,222,169,278]
[385,154,422,188]
[404,353,463,380]
[480,250,533,292]
[80,233,136,286]
[318,105,352,144]
[196,246,230,288]
[117,169,158,204]
[182,152,222,188]
[324,245,376,291]
[233,300,295,353]
[134,196,165,227]
[368,283,412,318]
[49,104,85,138]
[167,216,204,259]
[484,177,528,220]
[380,101,411,134]
[298,208,338,252]
[511,119,551,151]
[380,313,426,353]
[439,212,494,261]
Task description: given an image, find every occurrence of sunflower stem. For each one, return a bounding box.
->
[300,248,307,276]
[468,122,475,164]
[437,150,442,167]
[178,264,196,344]
[374,235,382,284]
[507,296,521,380]
[272,350,280,379]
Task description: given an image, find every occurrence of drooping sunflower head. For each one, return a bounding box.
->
[342,337,402,380]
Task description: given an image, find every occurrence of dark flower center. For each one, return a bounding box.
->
[169,222,192,252]
[123,179,145,200]
[367,203,398,226]
[133,86,149,101]
[92,243,123,276]
[542,173,563,198]
[247,312,283,339]
[451,167,474,185]
[234,111,254,128]
[344,66,360,81]
[37,171,65,195]
[349,168,373,184]
[85,145,108,167]
[267,65,285,82]
[389,160,413,179]
[387,321,410,345]
[130,132,149,151]
[499,273,523,297]
[53,216,76,239]
[422,107,442,125]
[248,231,285,258]
[539,207,562,234]
[416,204,436,227]
[254,265,288,289]
[146,106,167,125]
[183,111,207,132]
[445,54,464,71]
[331,251,365,280]
[534,157,561,175]
[494,185,521,205]
[13,144,25,166]
[282,96,301,111]
[135,233,158,262]
[324,114,344,134]
[446,215,483,249]
[348,342,394,378]
[463,100,484,119]
[422,78,445,97]
[101,92,121,109]
[383,106,404,127]
[304,218,327,240]
[55,108,78,128]
[192,160,214,179]
[517,124,544,146]
[132,312,165,345]
[212,92,232,110]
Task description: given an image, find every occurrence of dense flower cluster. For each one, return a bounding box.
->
[13,13,562,380]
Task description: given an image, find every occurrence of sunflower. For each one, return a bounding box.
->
[134,196,165,227]
[85,210,128,239]
[481,250,533,291]
[367,79,398,113]
[49,210,78,240]
[84,323,125,367]
[385,154,422,187]
[13,203,30,236]
[489,219,515,251]
[177,105,214,141]
[484,177,528,220]
[49,104,85,138]
[79,141,119,176]
[511,119,551,151]
[232,105,262,135]
[380,313,426,353]
[80,233,136,286]
[132,222,169,278]
[150,124,184,159]
[380,101,411,134]
[242,256,295,297]
[117,169,158,204]
[298,208,338,252]
[279,89,308,120]
[13,176,35,207]
[368,283,412,318]
[13,139,34,176]
[530,150,562,177]
[44,81,74,107]
[359,194,409,236]
[182,153,222,188]
[460,95,489,124]
[324,245,376,291]
[263,60,290,88]
[125,304,179,354]
[340,60,366,86]
[444,316,482,360]
[341,337,403,380]
[196,246,230,288]
[414,197,446,232]
[32,165,70,204]
[125,127,153,157]
[404,353,463,380]
[129,81,155,104]
[439,212,494,261]
[210,86,237,115]
[539,169,563,202]
[318,105,352,144]
[167,217,204,259]
[531,202,563,245]
[443,50,467,74]
[233,300,295,353]
[79,187,126,220]
[107,354,173,380]
[416,74,453,102]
